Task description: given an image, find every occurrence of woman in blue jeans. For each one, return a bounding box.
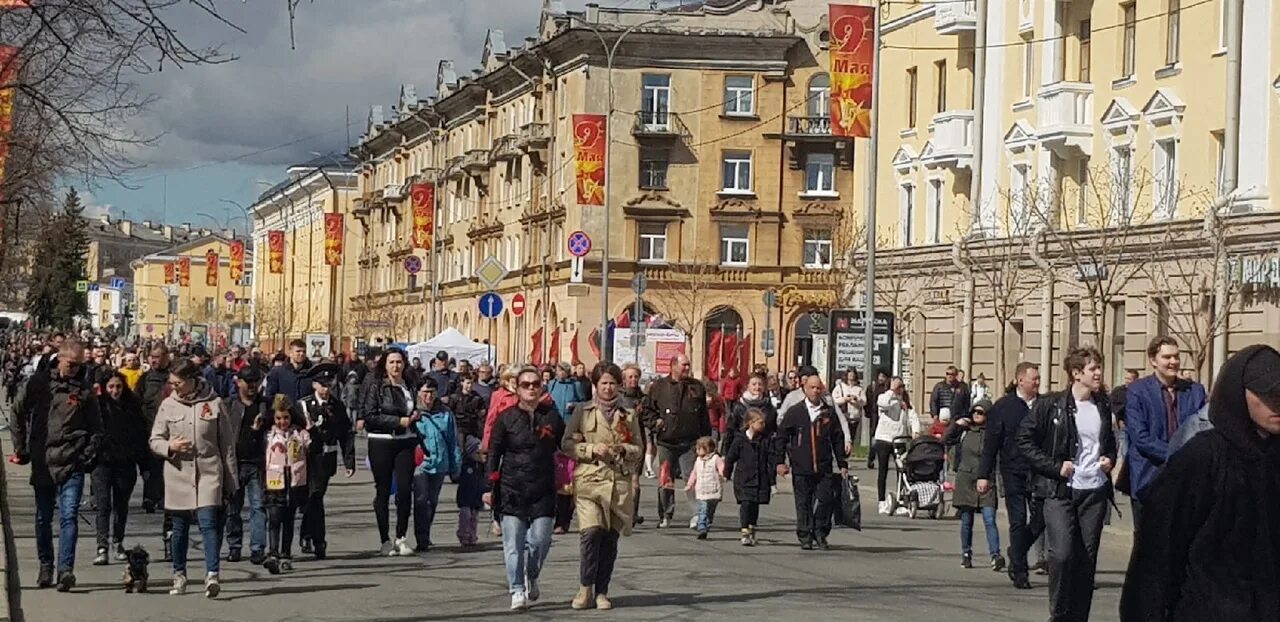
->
[149,358,237,597]
[484,366,565,611]
[943,399,1006,570]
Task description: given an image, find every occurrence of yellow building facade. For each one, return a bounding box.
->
[249,157,359,353]
[131,236,253,346]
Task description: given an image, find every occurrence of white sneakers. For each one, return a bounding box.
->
[878,500,890,515]
[394,537,413,557]
[510,591,529,610]
[170,573,187,595]
[689,516,699,530]
[204,573,220,598]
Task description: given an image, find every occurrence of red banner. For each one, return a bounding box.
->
[164,262,175,284]
[324,213,344,265]
[410,183,434,248]
[177,256,191,287]
[229,240,245,283]
[572,114,606,206]
[268,230,284,274]
[531,327,544,367]
[829,5,875,138]
[0,46,20,198]
[205,250,218,287]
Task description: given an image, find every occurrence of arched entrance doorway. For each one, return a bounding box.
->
[790,310,828,370]
[703,306,744,380]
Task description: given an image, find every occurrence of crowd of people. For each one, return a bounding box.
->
[3,328,1278,619]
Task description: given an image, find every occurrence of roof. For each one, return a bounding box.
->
[134,234,253,265]
[255,153,358,203]
[84,218,198,246]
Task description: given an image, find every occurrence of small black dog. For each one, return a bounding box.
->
[122,545,149,593]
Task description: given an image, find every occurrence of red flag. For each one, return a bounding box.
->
[738,332,753,377]
[549,328,561,365]
[705,330,723,381]
[722,332,739,377]
[569,330,581,365]
[531,327,544,367]
[588,328,601,360]
[614,311,631,329]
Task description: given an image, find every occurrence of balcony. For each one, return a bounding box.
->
[462,149,489,174]
[517,122,549,151]
[934,0,976,34]
[922,110,975,169]
[381,183,407,201]
[417,167,442,182]
[1037,82,1094,157]
[631,111,689,140]
[490,134,519,162]
[785,116,833,138]
[444,155,465,180]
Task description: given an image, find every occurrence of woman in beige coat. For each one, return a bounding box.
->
[149,358,237,598]
[563,362,643,611]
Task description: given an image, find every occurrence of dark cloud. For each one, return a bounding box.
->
[130,0,587,169]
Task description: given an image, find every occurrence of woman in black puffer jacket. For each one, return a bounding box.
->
[92,372,149,565]
[359,348,420,557]
[724,372,777,455]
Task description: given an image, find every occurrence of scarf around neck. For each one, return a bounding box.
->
[595,393,620,422]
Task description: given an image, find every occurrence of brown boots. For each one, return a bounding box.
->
[572,586,594,609]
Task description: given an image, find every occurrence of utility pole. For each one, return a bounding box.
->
[860,2,882,418]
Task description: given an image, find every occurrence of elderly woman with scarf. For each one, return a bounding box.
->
[563,362,643,611]
[1120,345,1280,621]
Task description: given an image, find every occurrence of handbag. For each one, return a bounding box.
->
[832,475,863,531]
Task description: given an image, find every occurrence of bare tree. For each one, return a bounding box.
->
[646,253,717,354]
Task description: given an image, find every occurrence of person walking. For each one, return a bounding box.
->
[832,368,866,454]
[264,339,314,404]
[724,408,774,546]
[864,369,890,469]
[150,358,237,598]
[485,366,565,611]
[138,344,171,518]
[1120,345,1280,621]
[91,372,149,565]
[873,377,920,514]
[776,374,848,550]
[930,365,971,425]
[563,362,643,611]
[726,372,778,452]
[549,362,586,420]
[945,399,1004,571]
[642,354,710,528]
[412,379,461,552]
[361,348,420,557]
[10,339,103,592]
[779,366,852,456]
[1123,336,1207,530]
[683,436,725,540]
[262,394,310,574]
[977,361,1042,589]
[295,363,355,559]
[1017,347,1116,622]
[223,365,269,564]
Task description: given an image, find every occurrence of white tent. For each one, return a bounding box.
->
[406,328,494,366]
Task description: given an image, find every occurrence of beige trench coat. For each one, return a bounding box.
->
[563,403,643,535]
[149,386,238,511]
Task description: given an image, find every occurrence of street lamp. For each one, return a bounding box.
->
[566,11,674,363]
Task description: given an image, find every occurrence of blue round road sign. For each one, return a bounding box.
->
[478,291,504,318]
[567,230,592,257]
[404,256,422,274]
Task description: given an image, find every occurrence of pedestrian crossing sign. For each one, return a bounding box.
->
[75,280,89,293]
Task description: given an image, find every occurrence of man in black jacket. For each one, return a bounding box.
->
[775,375,848,550]
[137,344,171,514]
[1016,347,1116,622]
[978,361,1041,589]
[264,339,314,403]
[930,365,971,424]
[295,363,355,559]
[223,365,270,564]
[641,354,710,529]
[10,339,102,592]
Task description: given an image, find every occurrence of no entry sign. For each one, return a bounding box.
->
[512,293,526,317]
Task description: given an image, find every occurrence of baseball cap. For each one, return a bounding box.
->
[1243,347,1280,398]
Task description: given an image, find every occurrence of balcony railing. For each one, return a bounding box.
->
[462,149,489,174]
[381,183,407,201]
[934,0,976,34]
[491,134,519,162]
[632,111,689,139]
[444,155,465,180]
[787,115,832,136]
[517,122,549,150]
[1037,82,1094,156]
[923,110,975,168]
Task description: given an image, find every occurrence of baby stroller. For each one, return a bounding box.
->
[887,436,947,519]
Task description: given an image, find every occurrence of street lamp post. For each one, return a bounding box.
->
[568,13,672,363]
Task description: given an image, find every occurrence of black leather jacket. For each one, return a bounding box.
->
[361,378,416,436]
[1016,389,1117,499]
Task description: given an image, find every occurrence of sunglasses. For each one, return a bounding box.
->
[519,381,542,390]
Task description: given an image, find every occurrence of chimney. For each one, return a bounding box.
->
[98,213,111,225]
[142,220,153,229]
[181,223,191,232]
[119,219,133,236]
[162,224,173,241]
[222,229,235,239]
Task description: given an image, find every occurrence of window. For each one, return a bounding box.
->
[928,178,943,243]
[804,153,835,194]
[1067,301,1081,350]
[204,297,215,318]
[807,74,830,118]
[1113,146,1134,221]
[641,74,671,128]
[1076,158,1090,226]
[1166,0,1181,64]
[1022,36,1034,98]
[1078,20,1092,81]
[1213,130,1226,194]
[900,183,916,247]
[167,295,178,315]
[1121,3,1136,79]
[1110,302,1127,386]
[721,151,752,193]
[408,274,417,290]
[639,149,669,189]
[638,223,667,263]
[803,230,833,269]
[906,67,918,127]
[1218,0,1229,50]
[1154,297,1171,336]
[1012,164,1031,230]
[719,224,749,266]
[1156,138,1179,219]
[723,75,754,116]
[934,60,947,113]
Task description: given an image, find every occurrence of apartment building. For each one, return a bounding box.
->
[131,235,253,346]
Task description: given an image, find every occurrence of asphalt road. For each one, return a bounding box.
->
[2,437,1134,622]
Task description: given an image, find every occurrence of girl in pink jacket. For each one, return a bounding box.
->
[263,394,310,574]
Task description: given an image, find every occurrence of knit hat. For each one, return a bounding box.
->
[971,398,994,413]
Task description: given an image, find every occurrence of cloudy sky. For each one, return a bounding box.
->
[88,0,604,229]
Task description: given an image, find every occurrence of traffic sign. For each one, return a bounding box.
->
[110,277,126,289]
[478,291,504,318]
[631,273,647,295]
[567,230,592,257]
[404,255,422,275]
[511,293,526,317]
[224,291,236,303]
[145,324,154,334]
[569,256,585,283]
[763,288,778,308]
[75,280,88,293]
[474,256,509,289]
